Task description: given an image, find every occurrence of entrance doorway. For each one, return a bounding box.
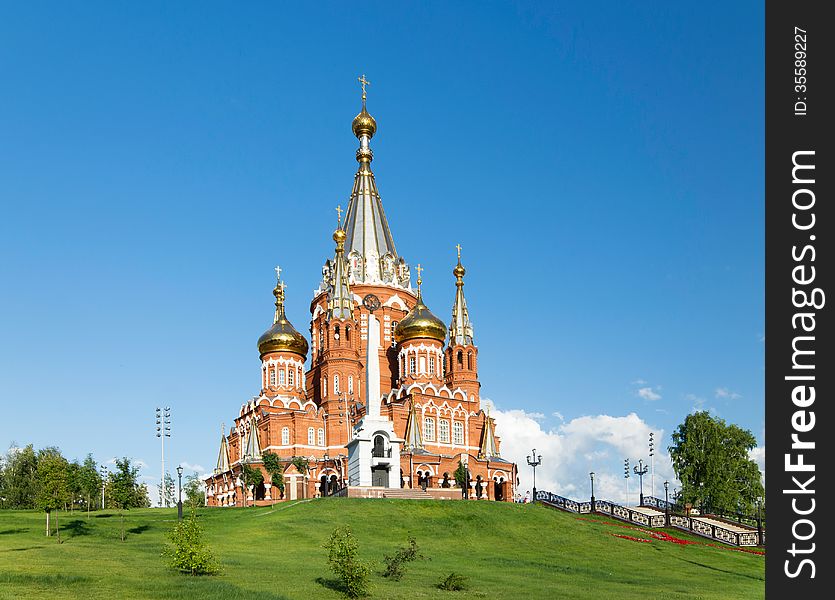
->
[493,480,504,501]
[372,466,389,487]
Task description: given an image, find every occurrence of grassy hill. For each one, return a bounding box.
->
[0,499,763,599]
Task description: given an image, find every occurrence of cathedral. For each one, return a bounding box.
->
[205,80,515,506]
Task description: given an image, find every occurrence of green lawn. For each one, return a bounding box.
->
[0,499,763,599]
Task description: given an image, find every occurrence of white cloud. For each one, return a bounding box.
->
[631,379,648,385]
[179,462,206,475]
[552,411,565,422]
[637,387,662,401]
[749,446,765,482]
[489,401,677,506]
[715,387,742,400]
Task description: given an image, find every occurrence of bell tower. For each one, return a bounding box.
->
[444,247,480,402]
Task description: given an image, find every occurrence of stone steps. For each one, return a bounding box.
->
[382,489,434,500]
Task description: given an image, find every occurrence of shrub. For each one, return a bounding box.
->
[163,510,220,575]
[437,572,468,591]
[382,537,425,580]
[324,525,371,598]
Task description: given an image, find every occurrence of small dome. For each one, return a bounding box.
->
[453,262,466,279]
[333,228,347,244]
[257,286,309,358]
[352,104,377,139]
[394,294,447,344]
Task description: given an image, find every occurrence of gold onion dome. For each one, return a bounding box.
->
[257,282,309,358]
[352,104,377,139]
[394,292,447,344]
[453,262,466,279]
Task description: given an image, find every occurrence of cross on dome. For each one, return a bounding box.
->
[357,74,370,101]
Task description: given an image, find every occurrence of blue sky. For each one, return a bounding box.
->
[0,2,763,501]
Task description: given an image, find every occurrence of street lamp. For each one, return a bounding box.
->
[664,480,670,526]
[648,432,655,498]
[176,465,183,521]
[589,472,596,512]
[624,459,630,506]
[100,464,109,509]
[526,449,542,503]
[633,459,648,506]
[756,497,764,545]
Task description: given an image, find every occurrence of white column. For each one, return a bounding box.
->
[366,314,381,418]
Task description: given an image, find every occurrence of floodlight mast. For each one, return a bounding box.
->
[156,407,171,507]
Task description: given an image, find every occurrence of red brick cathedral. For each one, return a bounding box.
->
[206,83,515,506]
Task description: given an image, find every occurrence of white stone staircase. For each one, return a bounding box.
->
[382,488,434,500]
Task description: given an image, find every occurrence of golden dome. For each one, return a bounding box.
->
[453,263,466,279]
[333,228,347,244]
[257,285,309,358]
[352,104,377,139]
[394,293,447,344]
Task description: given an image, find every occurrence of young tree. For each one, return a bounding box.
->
[453,460,468,498]
[324,525,371,598]
[162,472,176,508]
[35,449,70,541]
[78,454,102,516]
[183,472,206,509]
[66,460,82,513]
[669,411,764,515]
[163,508,220,575]
[110,457,141,541]
[261,451,285,503]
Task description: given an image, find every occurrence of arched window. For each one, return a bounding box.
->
[334,325,340,344]
[453,422,464,445]
[372,435,386,457]
[319,327,324,349]
[278,369,285,385]
[391,322,398,346]
[423,416,435,442]
[269,368,276,386]
[345,326,351,342]
[317,428,325,446]
[334,374,340,394]
[467,352,473,370]
[281,427,290,445]
[457,350,463,367]
[323,376,328,397]
[409,356,416,374]
[439,419,450,443]
[428,356,435,374]
[348,376,354,395]
[307,427,315,445]
[288,368,295,386]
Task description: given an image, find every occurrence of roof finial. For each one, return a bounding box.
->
[456,243,462,263]
[336,204,344,229]
[416,263,423,294]
[358,74,370,104]
[273,267,286,322]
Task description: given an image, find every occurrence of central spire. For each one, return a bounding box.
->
[341,76,410,288]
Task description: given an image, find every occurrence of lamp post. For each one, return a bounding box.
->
[756,497,764,545]
[100,464,109,509]
[624,459,630,506]
[589,472,596,512]
[648,432,655,499]
[176,465,183,521]
[664,480,670,527]
[633,459,648,506]
[526,449,542,503]
[155,407,171,507]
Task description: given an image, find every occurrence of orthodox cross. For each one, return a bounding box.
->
[416,263,423,290]
[274,265,282,282]
[358,74,370,101]
[455,243,462,261]
[335,205,343,228]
